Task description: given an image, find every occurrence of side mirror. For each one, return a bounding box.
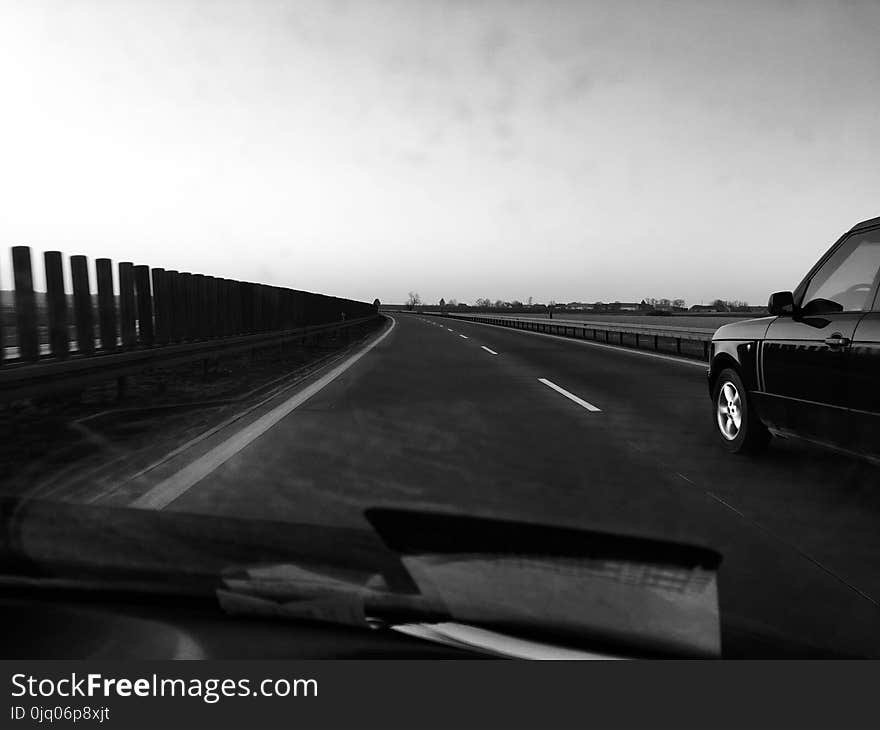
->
[767,291,795,316]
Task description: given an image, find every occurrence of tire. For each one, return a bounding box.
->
[712,367,770,454]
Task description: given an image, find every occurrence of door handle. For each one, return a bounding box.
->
[824,334,850,348]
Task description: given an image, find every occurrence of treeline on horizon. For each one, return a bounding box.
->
[398,293,763,315]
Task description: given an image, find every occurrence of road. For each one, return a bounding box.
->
[115,312,880,657]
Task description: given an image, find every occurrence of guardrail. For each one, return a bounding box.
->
[0,245,379,401]
[426,312,715,361]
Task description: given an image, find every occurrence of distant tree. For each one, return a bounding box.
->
[373,298,381,310]
[406,291,422,310]
[672,298,686,309]
[725,299,749,311]
[439,297,446,310]
[527,296,533,306]
[711,299,729,312]
[474,297,491,308]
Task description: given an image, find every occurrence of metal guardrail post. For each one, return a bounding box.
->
[253,284,263,332]
[179,273,193,340]
[152,268,169,346]
[44,251,69,359]
[12,246,38,362]
[222,279,233,336]
[118,262,136,349]
[134,264,154,346]
[97,258,118,351]
[230,281,240,334]
[70,255,95,356]
[192,274,206,340]
[167,270,181,343]
[205,276,217,339]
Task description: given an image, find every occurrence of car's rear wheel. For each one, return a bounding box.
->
[713,368,770,454]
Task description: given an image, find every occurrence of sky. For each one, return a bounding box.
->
[1,0,879,306]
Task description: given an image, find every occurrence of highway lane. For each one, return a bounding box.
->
[438,315,880,601]
[158,312,880,657]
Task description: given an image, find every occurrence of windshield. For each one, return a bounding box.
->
[1,0,879,660]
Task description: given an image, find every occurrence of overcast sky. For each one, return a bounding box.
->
[1,0,878,305]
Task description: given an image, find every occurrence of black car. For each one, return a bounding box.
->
[709,216,880,461]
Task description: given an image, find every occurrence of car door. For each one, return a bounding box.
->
[849,300,880,461]
[760,227,880,450]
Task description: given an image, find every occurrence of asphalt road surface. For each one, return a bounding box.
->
[126,313,880,657]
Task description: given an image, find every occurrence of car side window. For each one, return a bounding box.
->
[801,229,880,314]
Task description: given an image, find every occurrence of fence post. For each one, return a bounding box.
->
[231,281,240,334]
[192,274,206,339]
[96,258,118,351]
[219,279,230,337]
[133,265,154,346]
[152,268,169,345]
[190,273,200,339]
[180,273,193,340]
[44,251,69,359]
[167,271,182,342]
[205,276,217,339]
[254,284,263,331]
[118,262,136,348]
[12,246,38,362]
[70,255,95,356]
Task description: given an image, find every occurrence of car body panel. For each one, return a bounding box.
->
[757,313,862,448]
[850,313,880,458]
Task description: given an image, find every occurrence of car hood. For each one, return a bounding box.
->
[0,498,723,658]
[713,316,776,341]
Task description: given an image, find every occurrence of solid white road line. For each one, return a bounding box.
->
[538,378,601,412]
[481,346,499,355]
[130,316,398,510]
[459,334,468,339]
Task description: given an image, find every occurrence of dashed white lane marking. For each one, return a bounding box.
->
[442,317,705,368]
[459,334,468,339]
[481,346,499,355]
[538,378,601,412]
[447,328,455,332]
[130,316,398,510]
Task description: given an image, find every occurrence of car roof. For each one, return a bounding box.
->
[850,215,880,232]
